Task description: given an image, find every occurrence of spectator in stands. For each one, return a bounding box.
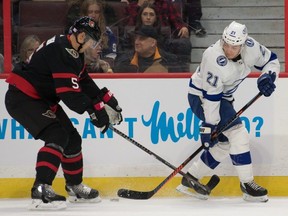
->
[13,34,41,72]
[20,35,41,64]
[114,25,183,73]
[66,0,117,59]
[183,0,206,37]
[85,41,114,73]
[125,0,189,38]
[81,0,117,59]
[118,2,162,52]
[124,0,192,72]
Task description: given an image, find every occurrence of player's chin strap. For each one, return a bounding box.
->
[75,33,85,52]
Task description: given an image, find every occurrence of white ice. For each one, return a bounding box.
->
[0,197,288,216]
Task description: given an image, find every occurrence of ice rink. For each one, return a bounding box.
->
[0,197,288,216]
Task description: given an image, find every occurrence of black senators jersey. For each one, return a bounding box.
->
[7,35,101,114]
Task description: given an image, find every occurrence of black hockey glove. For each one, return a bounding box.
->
[87,98,109,134]
[200,122,218,149]
[100,87,122,113]
[257,71,276,97]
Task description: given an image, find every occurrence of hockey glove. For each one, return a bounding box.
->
[100,87,122,113]
[104,104,123,125]
[257,71,276,97]
[200,123,218,149]
[88,98,110,134]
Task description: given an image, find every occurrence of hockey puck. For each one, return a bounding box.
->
[110,198,119,202]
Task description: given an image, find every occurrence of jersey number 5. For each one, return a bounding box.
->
[71,77,79,89]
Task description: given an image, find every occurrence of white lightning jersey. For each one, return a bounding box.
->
[188,36,280,125]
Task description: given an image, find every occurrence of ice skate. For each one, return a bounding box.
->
[28,183,67,210]
[65,183,101,203]
[240,181,268,202]
[176,173,218,200]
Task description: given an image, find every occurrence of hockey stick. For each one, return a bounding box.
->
[109,125,214,199]
[111,92,262,199]
[213,92,263,138]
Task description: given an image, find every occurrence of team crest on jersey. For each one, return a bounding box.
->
[245,38,254,47]
[217,55,227,66]
[42,110,56,119]
[66,48,79,58]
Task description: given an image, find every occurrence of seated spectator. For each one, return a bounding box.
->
[66,0,117,59]
[81,0,117,59]
[114,25,184,73]
[124,0,192,72]
[118,2,162,52]
[125,0,189,38]
[85,42,114,73]
[13,34,41,72]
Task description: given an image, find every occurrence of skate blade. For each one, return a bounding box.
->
[176,184,208,200]
[242,193,269,203]
[28,199,67,210]
[67,195,102,203]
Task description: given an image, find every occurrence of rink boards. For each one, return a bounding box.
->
[0,77,288,198]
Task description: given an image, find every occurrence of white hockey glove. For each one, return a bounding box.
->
[104,104,123,125]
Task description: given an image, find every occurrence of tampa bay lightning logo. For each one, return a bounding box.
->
[245,38,254,47]
[217,55,227,66]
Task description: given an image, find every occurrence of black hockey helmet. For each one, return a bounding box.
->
[69,16,101,42]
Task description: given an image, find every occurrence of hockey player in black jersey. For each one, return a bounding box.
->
[5,16,123,210]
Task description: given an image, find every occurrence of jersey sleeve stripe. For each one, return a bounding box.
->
[203,91,223,101]
[52,73,78,79]
[56,87,81,94]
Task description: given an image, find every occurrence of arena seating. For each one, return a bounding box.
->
[17,1,69,51]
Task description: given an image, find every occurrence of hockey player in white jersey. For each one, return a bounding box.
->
[176,21,280,202]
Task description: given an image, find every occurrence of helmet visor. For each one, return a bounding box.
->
[84,35,102,49]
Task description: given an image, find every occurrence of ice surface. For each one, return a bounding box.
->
[0,197,287,216]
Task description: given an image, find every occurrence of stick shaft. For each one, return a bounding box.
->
[215,92,263,137]
[110,126,187,176]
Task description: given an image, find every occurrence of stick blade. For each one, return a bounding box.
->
[206,175,220,191]
[117,189,153,200]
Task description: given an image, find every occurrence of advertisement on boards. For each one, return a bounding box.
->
[0,78,288,178]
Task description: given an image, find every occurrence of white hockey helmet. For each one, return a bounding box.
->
[222,21,248,46]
